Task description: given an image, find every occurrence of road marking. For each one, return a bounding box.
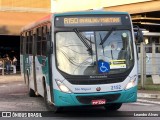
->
[137,99,160,105]
[130,102,152,106]
[128,99,160,106]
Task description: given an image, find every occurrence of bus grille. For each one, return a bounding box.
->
[76,93,121,104]
[68,77,125,85]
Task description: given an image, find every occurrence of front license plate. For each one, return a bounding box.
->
[91,99,106,105]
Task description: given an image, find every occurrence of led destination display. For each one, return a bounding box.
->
[54,15,128,27]
[64,17,121,25]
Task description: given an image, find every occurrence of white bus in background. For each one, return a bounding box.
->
[137,32,160,75]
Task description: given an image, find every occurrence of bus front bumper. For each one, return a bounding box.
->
[54,86,137,107]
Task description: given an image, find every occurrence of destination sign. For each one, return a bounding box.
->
[55,16,123,27]
[64,17,121,25]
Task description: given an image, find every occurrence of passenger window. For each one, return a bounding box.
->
[42,26,47,56]
[37,28,42,55]
[28,31,33,54]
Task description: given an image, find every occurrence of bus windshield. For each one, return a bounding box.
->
[56,30,134,76]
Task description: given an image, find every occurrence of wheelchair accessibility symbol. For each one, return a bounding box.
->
[98,60,110,73]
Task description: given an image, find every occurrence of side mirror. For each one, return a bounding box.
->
[134,26,143,43]
[137,30,143,43]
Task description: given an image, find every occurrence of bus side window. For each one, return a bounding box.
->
[20,34,24,54]
[23,33,27,54]
[42,26,47,56]
[46,24,53,54]
[156,46,160,53]
[145,46,152,53]
[28,31,33,55]
[36,28,42,55]
[26,32,30,55]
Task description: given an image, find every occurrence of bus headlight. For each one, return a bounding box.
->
[56,80,71,93]
[125,76,137,90]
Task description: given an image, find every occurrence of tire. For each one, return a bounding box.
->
[44,85,62,113]
[29,88,36,97]
[104,103,122,111]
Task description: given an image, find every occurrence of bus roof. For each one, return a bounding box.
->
[54,10,129,17]
[21,14,51,33]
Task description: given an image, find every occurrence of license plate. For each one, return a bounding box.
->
[91,99,106,105]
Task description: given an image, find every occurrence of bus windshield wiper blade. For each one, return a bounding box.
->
[99,27,115,45]
[99,33,104,55]
[73,28,93,55]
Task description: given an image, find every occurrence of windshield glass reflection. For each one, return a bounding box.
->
[56,30,134,75]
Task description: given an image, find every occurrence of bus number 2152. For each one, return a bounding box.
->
[111,85,121,90]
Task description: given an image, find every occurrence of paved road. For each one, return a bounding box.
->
[0,76,160,119]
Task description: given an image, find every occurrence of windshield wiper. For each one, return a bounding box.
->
[99,27,115,45]
[73,28,93,55]
[99,33,105,55]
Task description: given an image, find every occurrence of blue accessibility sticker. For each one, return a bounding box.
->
[98,60,110,73]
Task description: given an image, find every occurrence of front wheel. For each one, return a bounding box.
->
[44,86,62,113]
[29,88,36,97]
[104,103,122,111]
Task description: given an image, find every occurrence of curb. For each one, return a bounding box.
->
[0,75,23,84]
[138,93,160,99]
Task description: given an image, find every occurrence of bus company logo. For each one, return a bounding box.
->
[2,112,11,117]
[96,87,101,91]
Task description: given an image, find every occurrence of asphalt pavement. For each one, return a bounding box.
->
[0,74,160,120]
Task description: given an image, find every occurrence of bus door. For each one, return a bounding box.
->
[35,26,52,99]
[31,33,37,92]
[35,27,43,95]
[41,26,53,101]
[25,31,35,90]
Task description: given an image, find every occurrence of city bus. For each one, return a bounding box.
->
[20,10,143,112]
[137,32,160,75]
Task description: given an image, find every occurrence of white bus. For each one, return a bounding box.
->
[20,11,143,112]
[137,32,160,75]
